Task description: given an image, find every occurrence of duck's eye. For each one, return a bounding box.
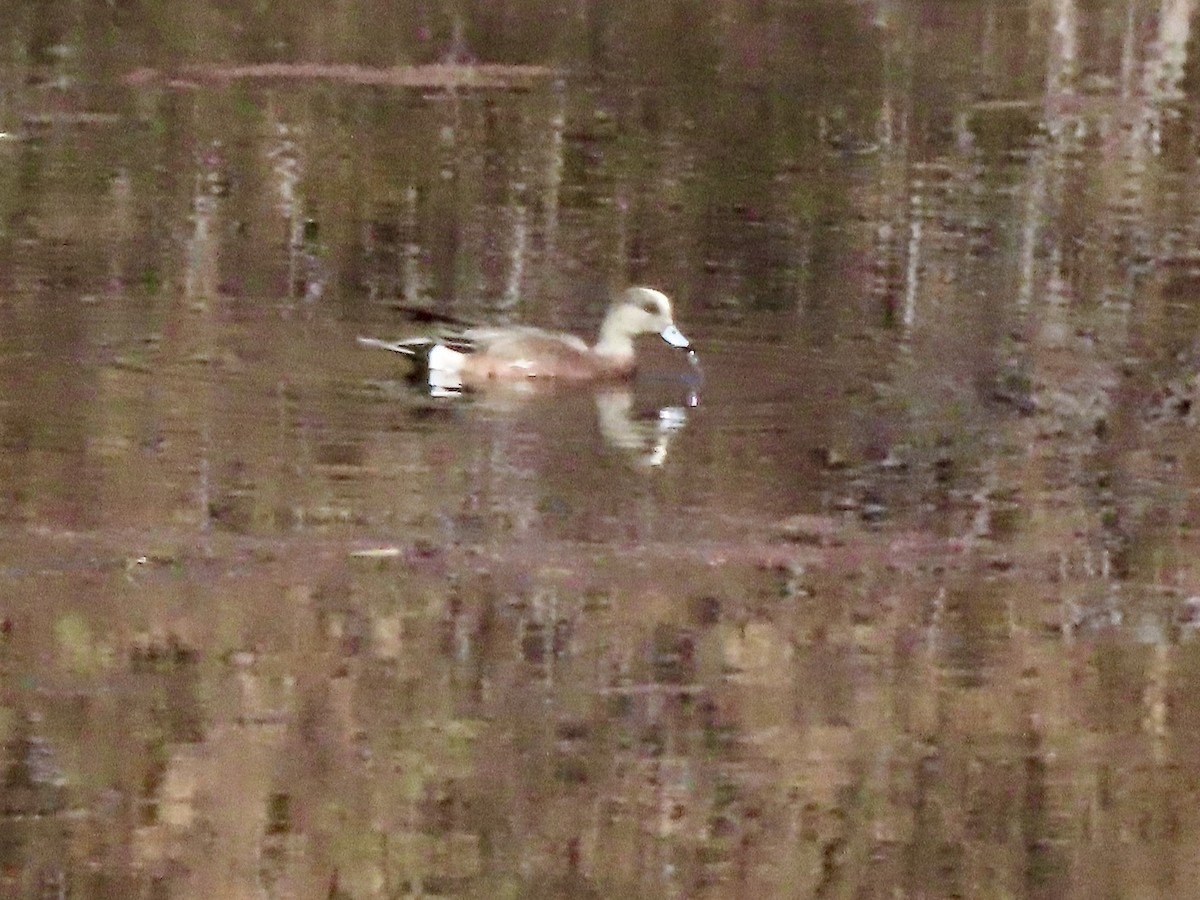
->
[641,300,660,315]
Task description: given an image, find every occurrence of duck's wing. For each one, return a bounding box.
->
[358,325,591,378]
[386,303,480,329]
[360,301,486,355]
[356,330,478,356]
[463,325,589,357]
[355,335,431,355]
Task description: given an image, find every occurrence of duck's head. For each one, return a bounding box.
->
[597,287,691,355]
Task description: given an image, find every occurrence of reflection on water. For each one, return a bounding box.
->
[593,387,693,468]
[5,0,1200,896]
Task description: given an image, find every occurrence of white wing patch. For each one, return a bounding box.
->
[428,343,467,373]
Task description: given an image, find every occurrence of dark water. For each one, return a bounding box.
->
[4,1,1200,897]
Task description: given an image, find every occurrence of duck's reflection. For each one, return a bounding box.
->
[593,386,694,468]
[389,376,697,467]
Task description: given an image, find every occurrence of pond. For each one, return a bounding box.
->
[3,1,1200,897]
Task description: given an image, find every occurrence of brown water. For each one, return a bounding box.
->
[4,1,1200,897]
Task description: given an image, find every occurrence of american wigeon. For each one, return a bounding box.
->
[357,286,693,389]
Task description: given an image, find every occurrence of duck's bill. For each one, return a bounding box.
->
[659,324,691,348]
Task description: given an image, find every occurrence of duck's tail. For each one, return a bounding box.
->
[356,335,433,356]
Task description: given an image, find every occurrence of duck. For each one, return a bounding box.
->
[357,286,693,389]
